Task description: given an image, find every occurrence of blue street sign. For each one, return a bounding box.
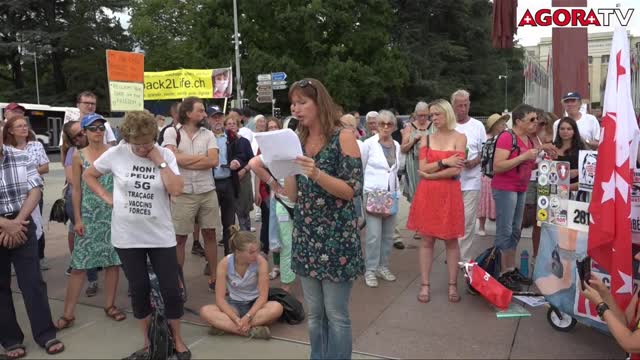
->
[271,72,287,82]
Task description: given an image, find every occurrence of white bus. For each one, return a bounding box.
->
[0,103,76,151]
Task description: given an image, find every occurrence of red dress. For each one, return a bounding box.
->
[406,147,465,240]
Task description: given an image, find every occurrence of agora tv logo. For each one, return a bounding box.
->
[517,7,635,28]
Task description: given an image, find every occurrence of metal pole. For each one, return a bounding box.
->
[34,52,40,104]
[272,98,275,116]
[504,75,508,112]
[233,0,242,108]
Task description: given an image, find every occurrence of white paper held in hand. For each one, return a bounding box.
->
[254,129,305,179]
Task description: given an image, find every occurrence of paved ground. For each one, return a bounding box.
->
[7,162,624,358]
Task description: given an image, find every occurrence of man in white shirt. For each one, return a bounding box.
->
[61,91,117,146]
[552,92,600,149]
[452,90,486,261]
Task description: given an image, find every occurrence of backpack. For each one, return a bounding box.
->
[480,129,519,178]
[268,287,305,325]
[147,261,175,360]
[160,124,182,148]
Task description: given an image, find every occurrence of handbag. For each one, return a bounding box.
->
[365,189,398,217]
[49,198,69,224]
[463,262,513,310]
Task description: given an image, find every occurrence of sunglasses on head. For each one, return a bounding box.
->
[85,124,106,132]
[297,79,316,89]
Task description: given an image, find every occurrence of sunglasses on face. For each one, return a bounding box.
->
[379,122,394,128]
[528,116,538,123]
[85,125,106,132]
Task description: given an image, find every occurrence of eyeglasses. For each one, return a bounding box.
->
[131,142,155,150]
[379,122,394,128]
[528,116,538,122]
[12,124,28,129]
[85,125,106,132]
[79,102,96,106]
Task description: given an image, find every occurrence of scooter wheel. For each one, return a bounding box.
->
[547,307,577,332]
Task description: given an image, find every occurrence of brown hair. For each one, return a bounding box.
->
[223,115,238,126]
[2,116,33,147]
[76,91,97,103]
[61,121,80,162]
[265,116,282,129]
[228,225,260,253]
[288,78,341,145]
[120,111,158,143]
[178,97,203,125]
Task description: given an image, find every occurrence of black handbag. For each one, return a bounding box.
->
[49,198,69,224]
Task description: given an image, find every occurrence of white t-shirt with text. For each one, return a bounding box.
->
[94,144,180,249]
[455,117,486,191]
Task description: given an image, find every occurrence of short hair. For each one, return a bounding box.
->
[428,99,457,130]
[120,111,159,143]
[511,103,537,124]
[450,89,470,104]
[229,224,260,253]
[178,97,203,125]
[242,108,252,118]
[169,102,181,115]
[229,108,242,115]
[414,101,429,113]
[377,110,397,131]
[366,111,379,121]
[76,91,96,103]
[340,114,358,128]
[223,115,238,126]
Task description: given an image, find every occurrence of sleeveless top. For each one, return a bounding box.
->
[226,254,259,302]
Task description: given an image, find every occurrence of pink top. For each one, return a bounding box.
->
[491,131,535,192]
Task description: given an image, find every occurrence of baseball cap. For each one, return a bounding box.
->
[207,106,223,117]
[5,102,26,112]
[561,92,581,102]
[80,113,106,128]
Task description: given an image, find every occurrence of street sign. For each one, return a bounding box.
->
[256,84,272,92]
[257,74,271,81]
[272,84,288,90]
[257,80,272,86]
[272,80,287,86]
[257,95,273,103]
[271,72,287,82]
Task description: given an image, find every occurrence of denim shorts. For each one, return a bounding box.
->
[227,297,256,317]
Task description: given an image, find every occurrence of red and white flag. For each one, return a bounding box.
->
[588,27,640,308]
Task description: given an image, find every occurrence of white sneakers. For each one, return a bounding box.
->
[365,267,397,287]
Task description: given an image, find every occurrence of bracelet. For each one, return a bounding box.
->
[266,177,275,185]
[437,160,445,169]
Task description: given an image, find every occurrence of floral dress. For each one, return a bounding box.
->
[70,150,121,270]
[291,130,364,282]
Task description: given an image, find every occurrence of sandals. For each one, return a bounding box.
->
[448,283,461,303]
[55,315,75,330]
[104,306,127,322]
[2,344,26,360]
[417,283,430,303]
[44,338,65,355]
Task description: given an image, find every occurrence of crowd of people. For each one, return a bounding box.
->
[0,82,633,359]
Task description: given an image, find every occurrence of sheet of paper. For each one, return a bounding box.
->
[254,129,304,179]
[495,303,532,318]
[514,295,548,307]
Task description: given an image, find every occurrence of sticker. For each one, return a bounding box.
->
[538,209,548,221]
[538,174,549,186]
[538,186,550,196]
[539,162,551,174]
[278,213,290,222]
[557,163,570,181]
[538,196,549,209]
[548,172,559,185]
[558,184,570,199]
[555,211,568,226]
[550,196,561,210]
[549,185,558,194]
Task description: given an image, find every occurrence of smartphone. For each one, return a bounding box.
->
[576,256,592,291]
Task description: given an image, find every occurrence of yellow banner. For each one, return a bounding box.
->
[144,69,214,100]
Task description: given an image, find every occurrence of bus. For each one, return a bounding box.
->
[0,103,76,151]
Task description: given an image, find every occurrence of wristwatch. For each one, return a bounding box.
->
[158,162,168,169]
[596,302,609,319]
[245,313,253,321]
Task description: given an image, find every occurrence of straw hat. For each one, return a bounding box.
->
[485,113,510,132]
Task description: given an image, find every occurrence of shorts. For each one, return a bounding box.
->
[227,297,256,318]
[171,190,221,235]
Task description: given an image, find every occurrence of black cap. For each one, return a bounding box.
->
[561,92,581,102]
[207,106,223,117]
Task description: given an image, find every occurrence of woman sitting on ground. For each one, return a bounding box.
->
[200,225,283,339]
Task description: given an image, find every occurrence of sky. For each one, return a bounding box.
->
[516,0,640,46]
[115,0,640,47]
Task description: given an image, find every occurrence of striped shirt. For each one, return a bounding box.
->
[0,145,43,215]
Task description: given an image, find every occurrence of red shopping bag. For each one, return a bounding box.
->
[468,262,513,310]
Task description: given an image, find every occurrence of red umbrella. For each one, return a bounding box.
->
[492,0,518,49]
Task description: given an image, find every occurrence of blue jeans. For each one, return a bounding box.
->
[299,277,353,360]
[364,213,395,272]
[492,189,526,251]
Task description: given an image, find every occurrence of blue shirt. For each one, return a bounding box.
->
[213,132,231,179]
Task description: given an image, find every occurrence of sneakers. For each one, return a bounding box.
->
[191,241,205,257]
[250,227,256,232]
[509,268,533,285]
[497,272,521,292]
[85,281,98,297]
[40,258,50,271]
[393,239,405,250]
[248,326,271,340]
[376,266,397,282]
[364,271,378,288]
[477,229,487,236]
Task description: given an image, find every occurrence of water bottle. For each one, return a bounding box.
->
[520,250,530,278]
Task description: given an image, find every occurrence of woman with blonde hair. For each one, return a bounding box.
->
[283,78,363,359]
[82,111,190,359]
[406,99,466,304]
[200,225,283,339]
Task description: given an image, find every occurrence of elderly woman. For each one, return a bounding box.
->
[361,110,401,288]
[224,116,255,233]
[284,78,363,360]
[406,100,466,304]
[82,111,190,359]
[363,111,379,140]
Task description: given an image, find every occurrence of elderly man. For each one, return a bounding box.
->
[363,111,379,140]
[0,126,65,357]
[451,90,486,262]
[552,91,600,149]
